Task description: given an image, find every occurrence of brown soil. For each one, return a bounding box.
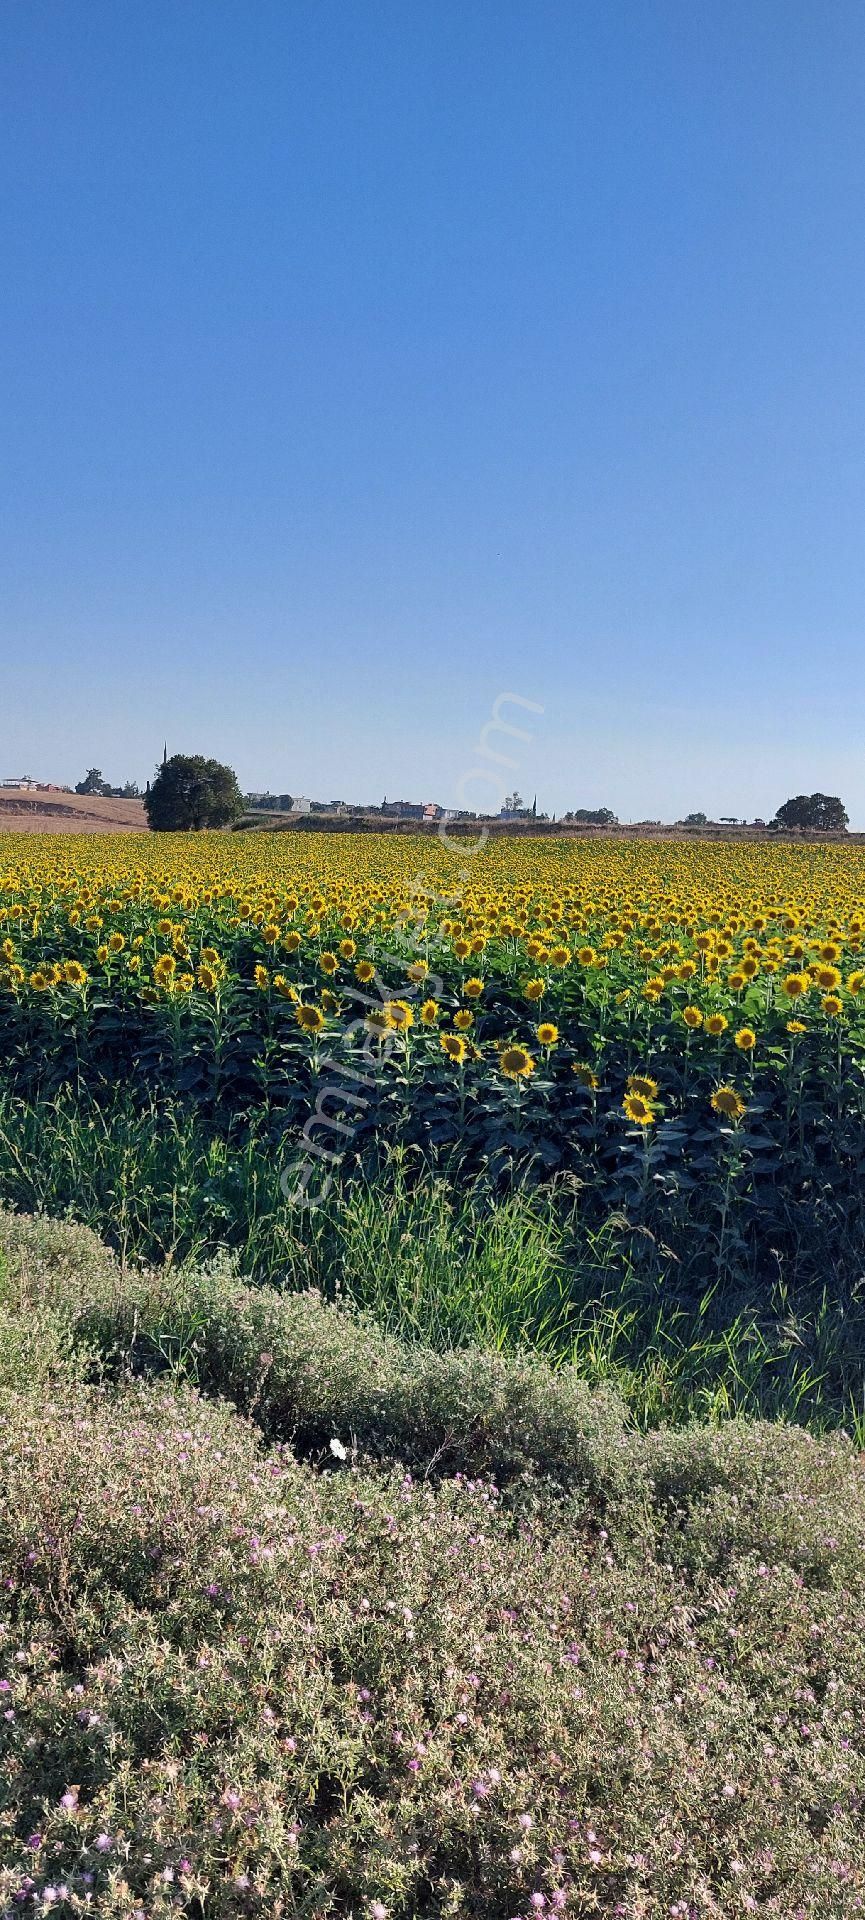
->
[0,792,148,835]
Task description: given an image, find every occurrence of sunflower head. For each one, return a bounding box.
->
[711,1085,746,1122]
[623,1091,655,1126]
[420,998,440,1024]
[627,1073,659,1100]
[734,1027,756,1052]
[463,977,484,999]
[523,978,545,1001]
[295,1004,325,1033]
[318,951,339,975]
[453,1008,474,1031]
[440,1032,467,1064]
[355,959,376,984]
[536,1022,559,1047]
[499,1045,535,1080]
[571,1063,599,1089]
[682,1005,703,1029]
[253,964,270,990]
[822,994,843,1017]
[706,1012,728,1036]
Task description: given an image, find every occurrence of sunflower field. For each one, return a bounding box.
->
[4,829,865,1415]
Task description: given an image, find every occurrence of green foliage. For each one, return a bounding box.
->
[143,754,243,831]
[775,792,849,831]
[74,768,109,796]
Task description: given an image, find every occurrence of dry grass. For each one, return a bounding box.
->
[0,791,147,833]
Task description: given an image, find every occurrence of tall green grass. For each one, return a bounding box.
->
[0,1085,863,1428]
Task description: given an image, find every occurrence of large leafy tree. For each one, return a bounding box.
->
[774,793,848,831]
[144,754,243,831]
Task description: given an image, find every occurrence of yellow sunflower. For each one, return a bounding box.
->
[711,1085,746,1122]
[627,1073,659,1100]
[499,1045,536,1080]
[295,1004,325,1033]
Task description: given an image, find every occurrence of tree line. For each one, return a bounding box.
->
[71,757,852,834]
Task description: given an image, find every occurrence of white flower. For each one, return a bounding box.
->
[329,1437,348,1461]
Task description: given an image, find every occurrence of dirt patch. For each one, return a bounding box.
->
[0,792,148,835]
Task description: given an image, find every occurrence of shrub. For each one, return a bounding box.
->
[1,1377,865,1915]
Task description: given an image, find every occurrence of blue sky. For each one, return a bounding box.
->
[2,2,864,822]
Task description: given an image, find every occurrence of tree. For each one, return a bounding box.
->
[565,807,618,826]
[122,780,141,799]
[774,793,848,832]
[683,811,707,826]
[502,792,524,812]
[75,768,109,796]
[143,754,244,832]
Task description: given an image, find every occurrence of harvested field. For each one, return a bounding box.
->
[0,790,147,833]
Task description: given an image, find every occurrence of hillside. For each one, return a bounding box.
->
[0,789,148,833]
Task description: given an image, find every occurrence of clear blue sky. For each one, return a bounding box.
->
[2,2,864,822]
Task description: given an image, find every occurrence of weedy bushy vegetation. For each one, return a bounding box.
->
[2,1213,865,1917]
[0,1099,863,1430]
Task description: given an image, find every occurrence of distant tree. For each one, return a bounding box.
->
[143,754,243,832]
[75,767,110,796]
[121,780,141,799]
[683,811,708,826]
[566,807,618,826]
[502,792,524,812]
[774,793,848,832]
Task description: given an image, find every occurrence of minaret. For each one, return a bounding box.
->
[162,742,168,768]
